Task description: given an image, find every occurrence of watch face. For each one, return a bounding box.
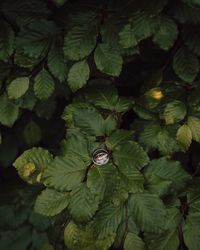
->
[92,149,110,166]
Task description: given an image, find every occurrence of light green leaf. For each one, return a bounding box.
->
[153,15,178,50]
[63,25,97,61]
[113,141,149,174]
[124,233,145,250]
[68,60,90,92]
[7,77,29,99]
[0,21,14,61]
[13,147,53,184]
[128,193,166,232]
[164,101,187,125]
[94,43,122,76]
[34,69,55,100]
[23,120,42,146]
[43,155,86,191]
[34,188,70,216]
[183,213,200,250]
[144,158,191,192]
[173,47,199,82]
[0,94,19,127]
[106,130,134,150]
[69,183,99,222]
[176,124,192,152]
[187,116,200,143]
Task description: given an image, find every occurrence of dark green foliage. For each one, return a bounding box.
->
[1,0,200,249]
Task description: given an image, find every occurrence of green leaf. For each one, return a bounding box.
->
[7,77,29,99]
[124,233,145,250]
[183,0,200,7]
[139,124,162,150]
[73,109,116,136]
[106,130,134,150]
[16,20,58,58]
[23,120,42,146]
[51,0,67,7]
[145,175,172,197]
[93,203,123,239]
[153,15,178,50]
[34,99,56,120]
[176,124,192,152]
[113,141,149,174]
[144,158,191,192]
[62,102,93,127]
[63,25,97,61]
[0,21,14,61]
[119,24,137,49]
[128,193,166,232]
[94,43,123,76]
[68,61,90,92]
[60,133,93,164]
[128,11,159,42]
[87,163,117,202]
[183,213,200,250]
[43,155,86,191]
[0,227,32,250]
[34,69,55,100]
[187,116,200,143]
[173,47,199,82]
[64,221,114,250]
[136,0,168,15]
[34,188,70,216]
[47,45,67,81]
[85,84,118,110]
[0,95,19,127]
[157,129,179,156]
[69,183,99,222]
[114,97,133,112]
[139,123,179,155]
[147,229,179,250]
[183,26,200,56]
[2,0,50,27]
[164,208,182,230]
[164,101,187,125]
[13,147,53,184]
[168,1,200,24]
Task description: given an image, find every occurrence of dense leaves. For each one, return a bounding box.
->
[0,0,200,249]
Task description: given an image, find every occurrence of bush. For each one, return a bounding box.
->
[1,0,200,249]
